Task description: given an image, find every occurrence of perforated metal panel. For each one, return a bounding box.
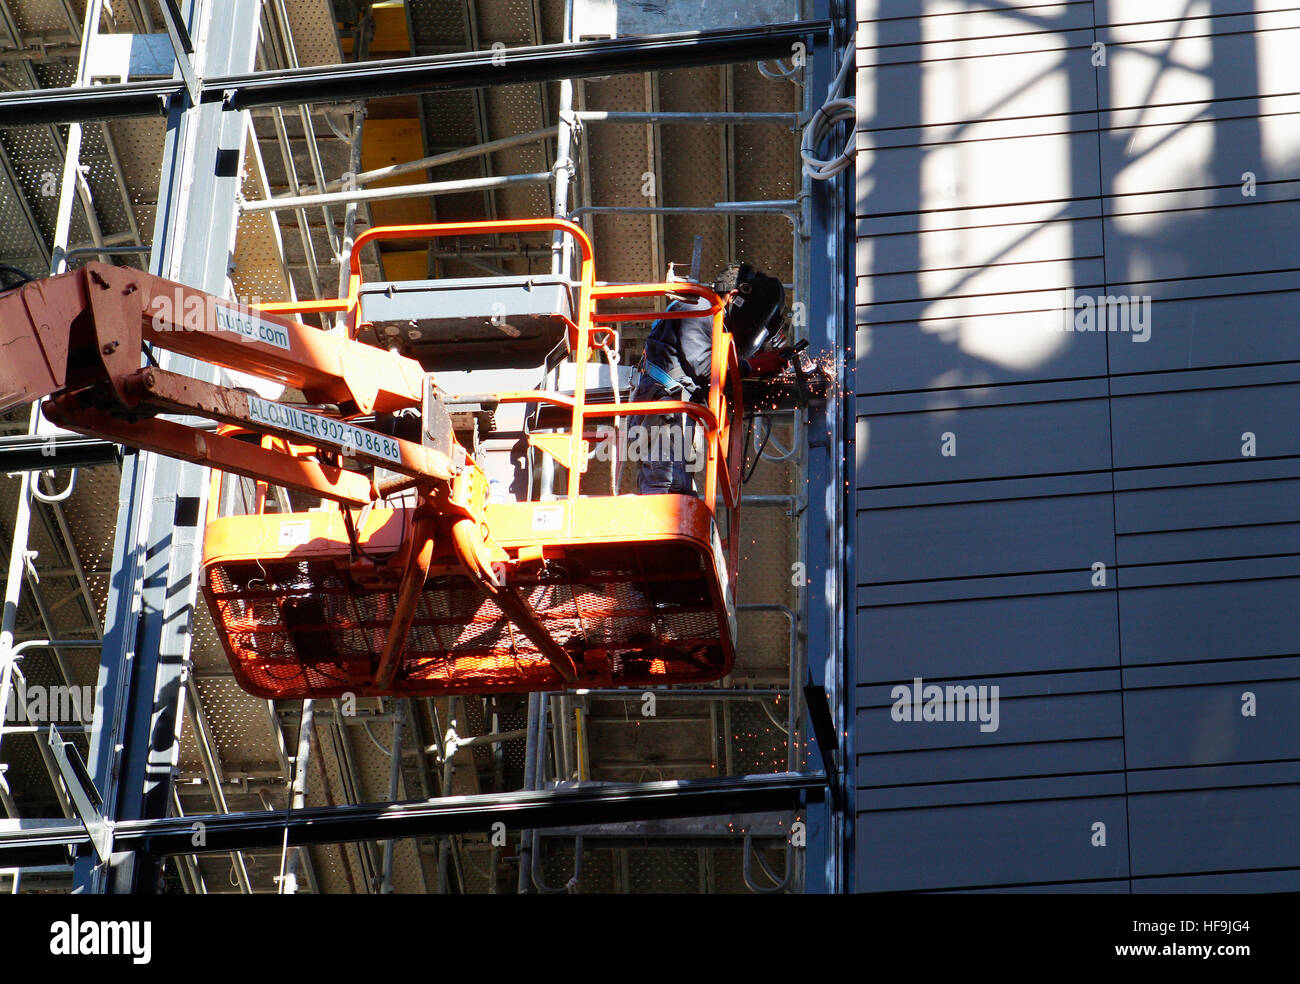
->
[192,676,283,773]
[731,62,799,285]
[57,463,122,620]
[580,73,656,286]
[9,0,73,34]
[105,116,165,252]
[233,141,293,302]
[282,0,343,66]
[408,0,468,50]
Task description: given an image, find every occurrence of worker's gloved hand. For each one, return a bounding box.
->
[741,349,790,378]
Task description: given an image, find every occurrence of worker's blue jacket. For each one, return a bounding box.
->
[636,294,714,400]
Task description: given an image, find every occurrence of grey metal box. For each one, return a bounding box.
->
[358,275,574,371]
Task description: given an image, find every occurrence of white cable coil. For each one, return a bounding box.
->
[801,44,855,180]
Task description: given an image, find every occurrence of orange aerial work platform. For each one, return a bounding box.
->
[0,218,743,698]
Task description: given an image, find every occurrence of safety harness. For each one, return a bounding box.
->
[639,355,699,398]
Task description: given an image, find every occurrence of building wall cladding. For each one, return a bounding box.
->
[852,0,1300,891]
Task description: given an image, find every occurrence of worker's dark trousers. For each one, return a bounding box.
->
[633,379,697,495]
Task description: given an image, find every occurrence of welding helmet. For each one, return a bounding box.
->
[716,263,785,359]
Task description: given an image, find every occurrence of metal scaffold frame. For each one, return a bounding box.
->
[0,0,842,894]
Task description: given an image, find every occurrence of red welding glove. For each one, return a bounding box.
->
[741,349,790,379]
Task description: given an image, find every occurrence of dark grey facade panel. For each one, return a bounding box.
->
[861,2,1095,51]
[856,794,1129,892]
[1110,375,1300,467]
[861,216,1105,280]
[1119,524,1300,567]
[1124,654,1300,689]
[856,738,1126,788]
[852,2,1299,891]
[951,880,1131,893]
[860,37,1100,105]
[1122,675,1300,770]
[1108,287,1300,374]
[857,275,1300,390]
[855,132,1103,220]
[854,314,1107,390]
[1100,114,1300,188]
[1117,467,1300,561]
[1103,195,1300,287]
[862,772,1126,811]
[856,689,1123,752]
[1128,780,1300,877]
[1133,869,1300,893]
[1117,579,1300,666]
[856,197,1104,240]
[864,258,1105,306]
[862,95,1300,150]
[854,396,1111,485]
[1098,19,1300,106]
[856,492,1115,585]
[856,590,1119,682]
[859,566,1108,607]
[852,280,1300,392]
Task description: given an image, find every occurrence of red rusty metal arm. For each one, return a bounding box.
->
[43,395,378,506]
[0,262,443,507]
[121,366,455,485]
[448,516,580,683]
[374,508,438,691]
[0,262,428,419]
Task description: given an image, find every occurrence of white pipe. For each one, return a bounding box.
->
[242,171,553,213]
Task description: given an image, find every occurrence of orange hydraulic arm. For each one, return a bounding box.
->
[0,217,744,697]
[0,258,580,681]
[0,261,441,505]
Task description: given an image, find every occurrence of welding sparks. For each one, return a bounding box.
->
[743,349,841,412]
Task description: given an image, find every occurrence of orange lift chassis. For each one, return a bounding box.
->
[0,219,743,699]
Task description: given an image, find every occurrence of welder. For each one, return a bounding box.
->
[633,263,793,494]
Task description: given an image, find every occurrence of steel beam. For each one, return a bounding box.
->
[0,433,122,472]
[78,0,264,895]
[573,110,798,125]
[801,0,851,894]
[0,22,829,125]
[242,170,552,213]
[0,772,825,867]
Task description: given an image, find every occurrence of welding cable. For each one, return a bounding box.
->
[755,414,798,463]
[742,414,775,484]
[0,264,35,288]
[801,44,855,180]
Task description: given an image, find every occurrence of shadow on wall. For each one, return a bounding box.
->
[854,0,1290,423]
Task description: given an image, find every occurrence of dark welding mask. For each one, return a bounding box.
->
[721,264,785,359]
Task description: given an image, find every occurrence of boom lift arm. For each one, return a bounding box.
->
[0,259,579,681]
[0,218,743,698]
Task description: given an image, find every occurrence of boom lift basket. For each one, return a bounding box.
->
[203,491,734,697]
[0,219,742,699]
[201,219,744,698]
